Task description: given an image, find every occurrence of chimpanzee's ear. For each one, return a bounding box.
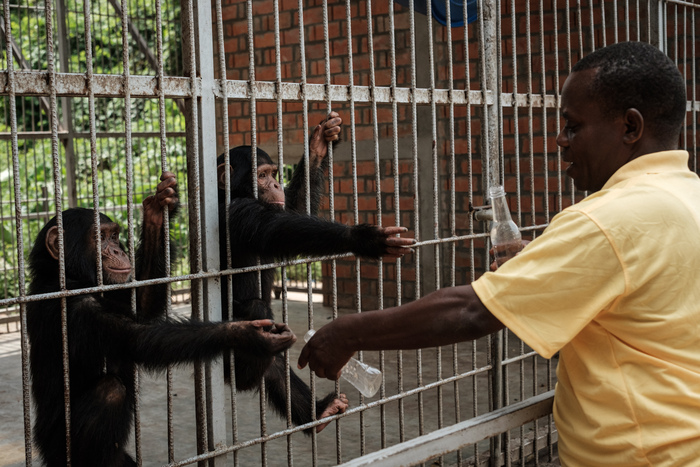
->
[45,226,61,261]
[217,162,234,191]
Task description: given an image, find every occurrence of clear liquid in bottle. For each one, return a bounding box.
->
[489,185,523,267]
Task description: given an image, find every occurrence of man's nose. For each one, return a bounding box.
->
[556,129,568,148]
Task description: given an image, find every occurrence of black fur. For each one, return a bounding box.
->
[27,207,284,466]
[219,145,394,430]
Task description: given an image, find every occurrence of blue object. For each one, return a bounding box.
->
[395,0,478,27]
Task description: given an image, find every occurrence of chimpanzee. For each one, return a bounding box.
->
[218,112,415,433]
[27,173,295,467]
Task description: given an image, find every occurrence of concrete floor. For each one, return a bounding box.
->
[0,294,558,466]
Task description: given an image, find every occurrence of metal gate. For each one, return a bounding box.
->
[1,0,698,466]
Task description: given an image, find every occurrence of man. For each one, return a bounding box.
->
[298,41,700,466]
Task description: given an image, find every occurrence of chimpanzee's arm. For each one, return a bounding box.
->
[285,112,341,215]
[285,149,329,215]
[135,172,180,322]
[228,199,412,260]
[68,297,295,371]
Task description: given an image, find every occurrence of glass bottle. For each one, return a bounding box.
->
[489,185,522,267]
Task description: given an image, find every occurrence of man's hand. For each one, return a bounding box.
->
[297,321,355,380]
[489,239,530,271]
[309,111,342,169]
[142,171,179,229]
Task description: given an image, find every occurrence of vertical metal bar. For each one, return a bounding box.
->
[114,0,142,461]
[600,0,607,47]
[214,0,237,463]
[423,0,444,446]
[692,9,697,172]
[364,0,387,451]
[674,5,678,63]
[511,0,522,225]
[463,1,478,463]
[658,0,666,53]
[613,0,619,43]
[344,0,367,455]
[155,0,176,458]
[588,0,595,51]
[387,0,405,446]
[244,3,269,461]
[407,0,425,440]
[539,1,549,225]
[444,2,461,463]
[271,2,295,464]
[181,0,208,460]
[681,6,687,155]
[648,0,653,44]
[192,0,227,462]
[294,1,317,464]
[577,0,584,58]
[42,0,72,462]
[54,0,77,208]
[479,0,503,464]
[4,2,33,463]
[509,1,524,462]
[636,0,641,41]
[321,1,342,460]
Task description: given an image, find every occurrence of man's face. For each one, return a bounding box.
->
[557,69,629,192]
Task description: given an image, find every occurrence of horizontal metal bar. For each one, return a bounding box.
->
[223,80,493,105]
[502,350,540,366]
[167,362,495,466]
[0,131,186,140]
[0,71,195,98]
[339,390,555,467]
[4,72,699,112]
[666,0,700,8]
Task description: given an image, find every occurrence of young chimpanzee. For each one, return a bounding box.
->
[27,173,295,467]
[218,112,415,433]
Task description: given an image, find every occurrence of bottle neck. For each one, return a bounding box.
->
[490,194,512,222]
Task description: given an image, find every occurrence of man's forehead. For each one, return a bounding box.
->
[560,70,596,114]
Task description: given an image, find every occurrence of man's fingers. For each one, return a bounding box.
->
[297,346,309,369]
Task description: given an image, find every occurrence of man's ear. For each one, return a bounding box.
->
[45,226,61,260]
[622,108,644,145]
[217,162,234,191]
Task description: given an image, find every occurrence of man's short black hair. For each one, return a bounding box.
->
[572,41,686,142]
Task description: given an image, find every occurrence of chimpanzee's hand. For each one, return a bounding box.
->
[309,111,342,169]
[229,319,297,355]
[142,172,179,229]
[377,226,415,258]
[349,225,415,259]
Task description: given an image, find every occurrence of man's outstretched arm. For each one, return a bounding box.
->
[298,284,503,380]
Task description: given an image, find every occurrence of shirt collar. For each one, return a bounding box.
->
[602,150,690,190]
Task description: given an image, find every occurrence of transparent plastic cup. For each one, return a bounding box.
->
[304,329,382,398]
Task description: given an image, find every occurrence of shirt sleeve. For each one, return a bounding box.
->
[471,209,626,358]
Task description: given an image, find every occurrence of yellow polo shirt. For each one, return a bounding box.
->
[472,151,700,466]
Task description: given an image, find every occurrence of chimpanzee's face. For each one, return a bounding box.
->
[98,222,132,284]
[257,164,285,207]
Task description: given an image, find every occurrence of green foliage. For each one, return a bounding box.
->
[0,0,188,302]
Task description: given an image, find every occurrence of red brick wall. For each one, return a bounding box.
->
[219,0,697,310]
